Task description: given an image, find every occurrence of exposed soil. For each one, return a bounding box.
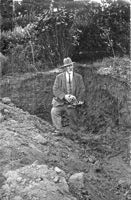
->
[0,98,130,200]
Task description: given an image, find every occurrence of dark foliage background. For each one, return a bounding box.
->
[1,0,130,71]
[73,1,130,62]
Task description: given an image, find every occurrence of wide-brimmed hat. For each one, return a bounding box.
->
[63,57,74,67]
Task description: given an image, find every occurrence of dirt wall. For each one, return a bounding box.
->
[0,73,55,122]
[0,67,130,128]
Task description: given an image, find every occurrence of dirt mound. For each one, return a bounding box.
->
[0,98,79,200]
[0,98,131,200]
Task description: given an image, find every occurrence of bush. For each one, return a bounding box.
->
[1,7,80,71]
[3,45,31,75]
[1,1,130,73]
[31,7,80,67]
[72,1,130,62]
[1,26,38,75]
[1,27,30,55]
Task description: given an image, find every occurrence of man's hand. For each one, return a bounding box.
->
[65,94,76,103]
[64,94,71,102]
[78,101,84,105]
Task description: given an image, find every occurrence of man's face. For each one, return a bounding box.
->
[66,64,73,73]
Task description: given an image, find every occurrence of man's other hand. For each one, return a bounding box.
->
[78,101,84,105]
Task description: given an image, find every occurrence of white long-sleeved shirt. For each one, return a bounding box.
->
[66,71,73,94]
[66,71,73,82]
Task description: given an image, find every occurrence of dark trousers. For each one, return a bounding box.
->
[51,104,78,130]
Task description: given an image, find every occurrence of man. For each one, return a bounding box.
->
[51,57,85,133]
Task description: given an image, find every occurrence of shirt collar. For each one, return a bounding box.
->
[66,71,73,76]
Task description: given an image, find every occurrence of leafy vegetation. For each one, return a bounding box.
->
[1,0,14,31]
[73,0,130,61]
[1,0,130,74]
